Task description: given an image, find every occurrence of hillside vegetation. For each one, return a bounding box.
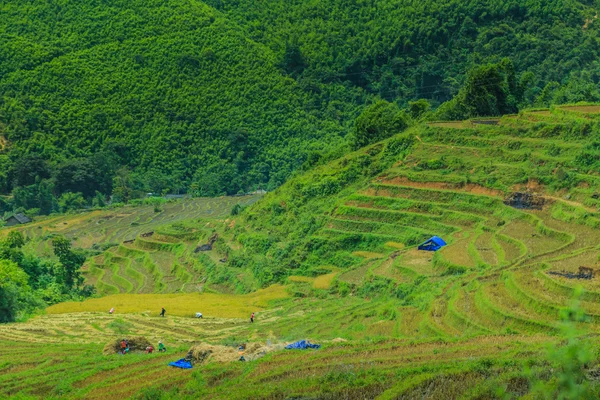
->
[231,106,600,283]
[2,0,600,209]
[5,1,600,397]
[210,0,600,106]
[4,108,600,398]
[0,0,348,199]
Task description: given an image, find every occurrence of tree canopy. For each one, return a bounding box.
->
[0,232,90,322]
[1,0,600,213]
[353,100,408,149]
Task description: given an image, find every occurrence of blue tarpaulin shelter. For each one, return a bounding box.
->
[418,236,447,251]
[169,359,193,369]
[285,340,321,350]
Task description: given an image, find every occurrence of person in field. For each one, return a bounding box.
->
[250,312,255,323]
[109,307,114,314]
[196,312,203,318]
[158,341,166,352]
[120,339,128,354]
[160,307,166,317]
[145,345,154,354]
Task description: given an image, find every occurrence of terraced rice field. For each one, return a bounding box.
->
[5,109,600,397]
[1,196,260,253]
[303,108,600,343]
[1,196,261,296]
[46,285,288,318]
[0,341,188,399]
[0,321,562,399]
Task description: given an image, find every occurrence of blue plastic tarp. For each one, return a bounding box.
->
[169,359,193,369]
[418,236,447,252]
[285,340,321,350]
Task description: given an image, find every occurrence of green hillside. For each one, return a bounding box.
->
[209,0,600,105]
[5,1,600,397]
[231,106,600,281]
[3,108,600,398]
[0,0,348,197]
[2,0,600,206]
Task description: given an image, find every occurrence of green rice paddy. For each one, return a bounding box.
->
[4,107,600,398]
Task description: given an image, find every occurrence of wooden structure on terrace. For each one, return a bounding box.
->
[4,213,31,226]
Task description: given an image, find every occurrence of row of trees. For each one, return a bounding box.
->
[0,148,184,216]
[351,59,534,148]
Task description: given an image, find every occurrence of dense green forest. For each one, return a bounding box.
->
[209,0,600,106]
[0,0,350,206]
[2,0,600,216]
[0,231,91,322]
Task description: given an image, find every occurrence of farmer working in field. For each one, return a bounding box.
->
[196,312,203,318]
[158,341,166,352]
[250,312,255,323]
[160,307,166,317]
[145,345,154,354]
[109,307,114,314]
[120,339,128,354]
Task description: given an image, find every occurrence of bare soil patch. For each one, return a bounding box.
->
[399,249,435,275]
[475,232,498,266]
[502,220,564,256]
[385,242,405,250]
[379,177,503,198]
[352,251,385,259]
[526,110,552,116]
[560,105,600,113]
[428,121,470,129]
[373,258,412,283]
[497,235,522,262]
[288,276,315,284]
[548,250,600,274]
[314,271,338,289]
[440,238,477,268]
[338,262,373,284]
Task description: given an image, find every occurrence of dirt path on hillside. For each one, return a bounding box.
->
[543,195,598,213]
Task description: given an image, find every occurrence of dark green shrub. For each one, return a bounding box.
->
[352,100,408,149]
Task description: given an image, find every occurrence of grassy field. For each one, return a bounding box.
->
[4,107,600,397]
[0,330,566,399]
[46,285,288,318]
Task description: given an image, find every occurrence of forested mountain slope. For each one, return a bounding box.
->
[209,0,600,105]
[0,0,348,197]
[2,0,600,206]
